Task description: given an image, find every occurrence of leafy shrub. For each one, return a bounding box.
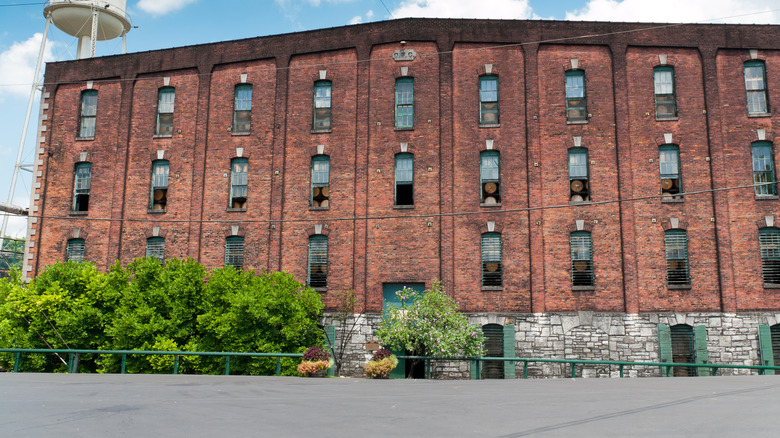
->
[302,345,331,362]
[364,355,398,379]
[371,348,392,362]
[297,359,330,376]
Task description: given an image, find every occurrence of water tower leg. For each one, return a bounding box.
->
[0,16,50,250]
[89,9,99,58]
[122,31,127,54]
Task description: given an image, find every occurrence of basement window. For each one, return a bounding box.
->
[156,87,175,136]
[150,160,169,211]
[311,155,330,208]
[308,235,328,289]
[565,70,587,122]
[568,148,590,203]
[233,84,252,134]
[480,151,500,205]
[230,158,248,209]
[78,90,97,138]
[72,162,92,212]
[659,145,682,201]
[395,153,414,206]
[313,81,332,131]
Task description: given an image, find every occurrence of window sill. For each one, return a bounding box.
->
[756,195,779,200]
[566,120,588,125]
[569,201,592,205]
[394,127,414,131]
[231,131,251,136]
[75,136,94,141]
[763,283,780,289]
[479,123,500,128]
[748,113,771,118]
[312,287,328,293]
[572,285,595,291]
[309,207,330,211]
[481,286,503,291]
[153,134,173,139]
[147,209,167,214]
[480,202,502,207]
[311,129,332,134]
[667,284,692,290]
[226,208,246,212]
[655,116,679,121]
[393,205,415,209]
[661,197,684,203]
[69,210,89,216]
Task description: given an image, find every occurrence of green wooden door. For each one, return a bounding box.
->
[758,324,775,375]
[657,324,672,377]
[382,283,425,379]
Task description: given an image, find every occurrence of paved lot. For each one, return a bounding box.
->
[1,373,779,437]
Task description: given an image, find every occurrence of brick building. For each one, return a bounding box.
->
[21,19,780,377]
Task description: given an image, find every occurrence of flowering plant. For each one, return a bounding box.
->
[364,348,398,379]
[297,346,333,376]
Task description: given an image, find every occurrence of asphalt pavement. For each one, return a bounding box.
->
[2,373,779,437]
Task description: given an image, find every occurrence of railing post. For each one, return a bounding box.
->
[425,359,430,380]
[173,355,179,375]
[121,354,126,374]
[14,352,21,372]
[67,353,74,373]
[571,362,576,378]
[523,360,528,379]
[225,355,230,375]
[72,353,80,374]
[619,364,624,378]
[276,357,281,376]
[711,366,716,376]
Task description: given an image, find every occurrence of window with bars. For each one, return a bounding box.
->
[156,87,175,136]
[230,158,248,209]
[313,81,332,131]
[481,232,502,287]
[233,84,252,134]
[480,151,500,204]
[66,238,85,262]
[150,160,169,210]
[565,70,587,122]
[79,90,97,138]
[308,235,328,289]
[72,162,92,212]
[752,141,776,197]
[665,229,690,286]
[759,228,780,285]
[481,324,505,379]
[395,77,414,129]
[670,324,697,377]
[744,61,769,115]
[311,155,330,208]
[395,153,414,206]
[570,231,594,287]
[659,145,682,200]
[146,237,165,262]
[479,75,499,124]
[654,66,677,118]
[568,148,590,203]
[224,236,244,269]
[771,325,780,369]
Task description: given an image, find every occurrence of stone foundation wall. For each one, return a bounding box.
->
[325,311,780,379]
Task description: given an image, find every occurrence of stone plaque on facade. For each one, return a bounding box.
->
[392,49,417,61]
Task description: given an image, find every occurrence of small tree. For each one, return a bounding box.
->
[328,289,361,376]
[376,281,485,377]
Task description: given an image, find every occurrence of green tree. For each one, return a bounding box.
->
[377,281,485,376]
[0,236,25,272]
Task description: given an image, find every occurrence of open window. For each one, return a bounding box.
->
[78,90,97,138]
[659,144,682,200]
[150,160,169,211]
[308,235,328,289]
[481,232,502,287]
[230,158,248,209]
[394,153,414,206]
[311,155,330,208]
[72,162,92,212]
[156,87,175,136]
[233,84,252,134]
[479,75,499,124]
[313,80,332,131]
[568,148,590,203]
[480,151,500,204]
[565,70,587,122]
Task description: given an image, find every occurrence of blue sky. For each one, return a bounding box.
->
[1,0,779,237]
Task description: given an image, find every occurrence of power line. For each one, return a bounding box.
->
[377,0,394,19]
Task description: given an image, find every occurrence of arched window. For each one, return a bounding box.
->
[308,235,328,289]
[481,232,502,287]
[233,84,252,133]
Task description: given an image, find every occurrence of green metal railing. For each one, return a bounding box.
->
[0,348,302,376]
[397,355,780,379]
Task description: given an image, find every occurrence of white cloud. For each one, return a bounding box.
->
[137,0,197,16]
[565,0,780,24]
[0,33,55,99]
[391,0,534,19]
[350,9,374,25]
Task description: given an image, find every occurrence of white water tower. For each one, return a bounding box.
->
[45,0,132,59]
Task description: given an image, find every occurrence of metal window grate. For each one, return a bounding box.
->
[665,230,690,285]
[482,324,504,379]
[759,229,780,284]
[66,239,85,262]
[752,142,776,196]
[224,236,244,269]
[771,324,780,368]
[570,232,593,286]
[481,233,502,287]
[670,324,696,376]
[308,236,328,288]
[146,237,165,262]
